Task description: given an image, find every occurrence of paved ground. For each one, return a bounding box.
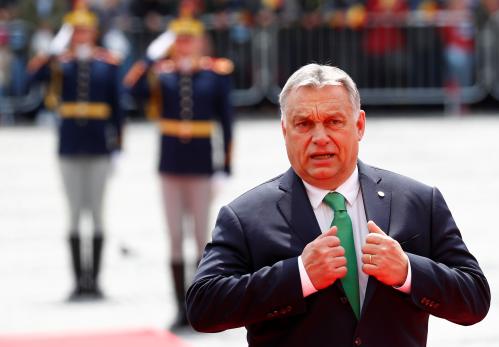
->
[0,113,498,346]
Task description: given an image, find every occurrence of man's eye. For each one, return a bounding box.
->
[295,121,312,129]
[326,119,344,127]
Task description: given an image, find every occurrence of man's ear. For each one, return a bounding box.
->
[356,110,366,141]
[281,118,287,137]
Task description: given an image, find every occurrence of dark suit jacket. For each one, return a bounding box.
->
[186,161,490,347]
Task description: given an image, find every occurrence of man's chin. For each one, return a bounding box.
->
[304,170,340,187]
[310,169,337,179]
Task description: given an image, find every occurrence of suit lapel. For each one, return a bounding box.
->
[276,168,322,246]
[276,163,394,312]
[358,161,391,235]
[358,161,392,317]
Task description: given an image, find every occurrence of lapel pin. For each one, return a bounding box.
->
[377,191,385,198]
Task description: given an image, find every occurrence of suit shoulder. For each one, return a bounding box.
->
[368,165,433,193]
[94,48,121,65]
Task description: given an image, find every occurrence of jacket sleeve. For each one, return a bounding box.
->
[216,73,234,174]
[123,58,164,121]
[407,187,490,325]
[27,55,62,110]
[111,62,125,151]
[186,205,306,332]
[25,54,51,94]
[122,59,152,101]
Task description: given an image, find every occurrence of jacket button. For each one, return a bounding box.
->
[340,296,348,304]
[354,337,362,346]
[286,305,292,312]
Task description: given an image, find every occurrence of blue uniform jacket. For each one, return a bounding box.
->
[28,48,124,156]
[124,57,234,175]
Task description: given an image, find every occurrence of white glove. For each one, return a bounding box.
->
[103,28,130,59]
[146,30,176,61]
[48,24,74,56]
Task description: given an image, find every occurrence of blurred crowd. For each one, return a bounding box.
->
[1,0,499,121]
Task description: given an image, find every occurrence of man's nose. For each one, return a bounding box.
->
[311,124,330,146]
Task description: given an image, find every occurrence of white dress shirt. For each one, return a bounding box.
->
[297,167,411,307]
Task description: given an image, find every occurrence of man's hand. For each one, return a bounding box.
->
[361,220,408,287]
[301,226,347,290]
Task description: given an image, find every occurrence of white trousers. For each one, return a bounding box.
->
[160,174,213,262]
[59,156,110,234]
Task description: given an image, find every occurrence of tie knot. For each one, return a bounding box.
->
[323,192,347,212]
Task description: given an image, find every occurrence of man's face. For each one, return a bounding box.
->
[71,26,97,46]
[174,34,202,57]
[282,85,365,190]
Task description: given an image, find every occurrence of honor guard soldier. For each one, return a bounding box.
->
[124,9,234,330]
[27,1,124,300]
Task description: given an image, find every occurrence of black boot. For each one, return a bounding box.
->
[88,233,104,299]
[170,261,189,330]
[68,234,83,301]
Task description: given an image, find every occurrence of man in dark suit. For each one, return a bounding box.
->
[186,64,490,346]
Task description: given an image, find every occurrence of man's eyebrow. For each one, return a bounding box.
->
[322,111,345,117]
[288,107,313,117]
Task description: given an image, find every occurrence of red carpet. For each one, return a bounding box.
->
[0,329,191,347]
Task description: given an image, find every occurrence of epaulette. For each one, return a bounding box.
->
[123,61,148,87]
[212,58,234,75]
[94,47,121,65]
[153,59,176,74]
[27,54,50,73]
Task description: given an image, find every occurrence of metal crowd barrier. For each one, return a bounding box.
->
[208,25,266,106]
[266,10,487,106]
[483,12,499,102]
[2,12,499,122]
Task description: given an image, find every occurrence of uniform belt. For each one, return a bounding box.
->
[159,119,214,138]
[58,102,111,120]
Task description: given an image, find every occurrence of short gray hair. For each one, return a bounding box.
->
[279,64,361,121]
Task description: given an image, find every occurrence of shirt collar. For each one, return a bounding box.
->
[302,166,360,209]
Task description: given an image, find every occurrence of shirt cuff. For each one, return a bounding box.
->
[298,256,318,297]
[393,258,412,294]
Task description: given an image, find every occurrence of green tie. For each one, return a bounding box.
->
[323,192,360,319]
